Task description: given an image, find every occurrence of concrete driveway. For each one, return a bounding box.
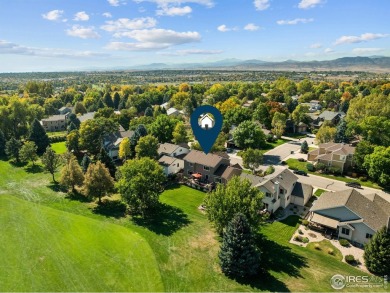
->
[263,141,302,165]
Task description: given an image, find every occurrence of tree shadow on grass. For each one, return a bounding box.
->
[9,160,27,168]
[132,203,191,236]
[25,164,44,173]
[164,182,182,191]
[65,190,91,203]
[232,270,290,292]
[92,199,127,218]
[47,182,68,193]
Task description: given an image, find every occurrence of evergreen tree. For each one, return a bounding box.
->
[41,147,62,183]
[219,213,260,278]
[74,102,87,115]
[28,118,50,154]
[364,226,390,276]
[67,113,81,129]
[144,107,153,117]
[5,137,22,162]
[97,147,117,178]
[334,120,349,143]
[103,92,114,108]
[81,154,91,173]
[300,140,309,154]
[0,130,6,156]
[118,98,126,111]
[135,124,148,137]
[97,99,105,109]
[113,92,121,110]
[67,122,77,132]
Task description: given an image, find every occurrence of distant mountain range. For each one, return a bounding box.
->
[126,56,390,72]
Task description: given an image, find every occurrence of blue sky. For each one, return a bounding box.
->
[0,0,389,72]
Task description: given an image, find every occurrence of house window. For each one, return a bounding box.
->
[287,196,290,201]
[177,163,179,167]
[366,233,373,239]
[341,228,350,235]
[279,188,284,194]
[203,166,210,171]
[265,192,272,198]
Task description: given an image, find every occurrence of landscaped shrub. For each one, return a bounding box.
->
[314,244,321,250]
[328,248,334,255]
[302,219,309,226]
[294,235,303,242]
[345,255,355,264]
[359,176,367,182]
[339,239,350,247]
[266,134,276,142]
[328,166,342,175]
[302,237,309,243]
[316,162,326,171]
[298,229,303,235]
[306,163,315,172]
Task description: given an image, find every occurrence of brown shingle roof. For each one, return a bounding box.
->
[183,150,226,168]
[158,143,180,155]
[292,182,313,200]
[158,155,177,166]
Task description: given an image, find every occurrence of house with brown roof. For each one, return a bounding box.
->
[241,168,313,213]
[183,150,230,183]
[308,143,355,173]
[158,143,189,159]
[309,189,390,245]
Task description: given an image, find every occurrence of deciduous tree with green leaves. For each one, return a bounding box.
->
[135,135,159,159]
[41,146,62,183]
[19,141,38,166]
[149,115,177,143]
[0,130,6,156]
[83,161,115,204]
[315,126,336,144]
[119,137,131,160]
[172,122,187,144]
[233,121,266,150]
[60,153,84,192]
[116,157,165,217]
[242,148,263,174]
[271,112,287,138]
[204,176,264,235]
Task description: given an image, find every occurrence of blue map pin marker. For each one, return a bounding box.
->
[190,105,223,154]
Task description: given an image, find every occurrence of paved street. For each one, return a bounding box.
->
[263,141,302,165]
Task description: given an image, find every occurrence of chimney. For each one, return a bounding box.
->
[274,181,280,200]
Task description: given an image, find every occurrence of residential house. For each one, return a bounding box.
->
[167,107,183,116]
[309,111,345,129]
[58,106,73,115]
[160,102,169,110]
[308,142,355,173]
[309,189,390,245]
[213,164,242,184]
[103,126,134,160]
[159,156,184,176]
[200,114,214,130]
[183,150,230,183]
[158,143,189,158]
[78,112,95,123]
[310,100,322,111]
[241,168,313,213]
[41,114,69,132]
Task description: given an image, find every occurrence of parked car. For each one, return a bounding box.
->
[345,182,362,189]
[281,161,287,165]
[293,170,308,176]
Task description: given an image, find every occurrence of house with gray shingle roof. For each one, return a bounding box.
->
[309,111,345,129]
[158,143,189,158]
[309,189,390,245]
[308,142,355,173]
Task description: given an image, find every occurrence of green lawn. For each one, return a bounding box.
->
[51,141,67,154]
[0,160,386,292]
[47,131,67,137]
[314,188,326,197]
[286,158,381,189]
[306,240,343,261]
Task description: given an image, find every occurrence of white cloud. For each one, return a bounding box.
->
[217,24,238,32]
[156,5,192,16]
[42,10,65,21]
[159,49,223,56]
[334,33,389,45]
[101,17,157,32]
[298,0,323,9]
[66,25,101,39]
[134,0,214,8]
[103,12,113,18]
[108,0,127,6]
[0,40,108,58]
[244,23,260,31]
[253,0,270,11]
[74,11,90,21]
[277,18,314,25]
[106,28,201,51]
[324,48,334,53]
[310,43,322,49]
[352,47,384,54]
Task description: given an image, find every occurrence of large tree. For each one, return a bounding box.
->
[363,226,390,276]
[204,176,264,234]
[233,121,266,150]
[66,130,80,153]
[334,120,349,144]
[83,161,115,204]
[172,122,187,144]
[116,158,165,217]
[364,146,390,186]
[103,92,114,108]
[149,115,176,143]
[97,147,117,178]
[28,118,50,154]
[5,137,22,162]
[41,146,62,183]
[0,130,6,156]
[219,213,260,278]
[354,141,374,172]
[315,126,336,144]
[135,135,159,159]
[60,153,84,192]
[19,141,38,166]
[242,148,263,174]
[271,112,287,138]
[291,105,309,132]
[119,137,131,160]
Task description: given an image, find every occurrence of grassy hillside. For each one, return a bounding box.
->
[0,160,387,292]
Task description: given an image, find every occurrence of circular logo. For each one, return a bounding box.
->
[331,274,346,290]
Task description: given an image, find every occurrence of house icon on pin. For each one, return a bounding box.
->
[200,114,214,130]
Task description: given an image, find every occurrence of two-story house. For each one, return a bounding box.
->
[41,114,69,132]
[157,143,190,176]
[308,142,355,173]
[183,150,230,183]
[103,126,134,160]
[158,143,190,159]
[241,169,313,213]
[309,111,345,129]
[309,189,390,246]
